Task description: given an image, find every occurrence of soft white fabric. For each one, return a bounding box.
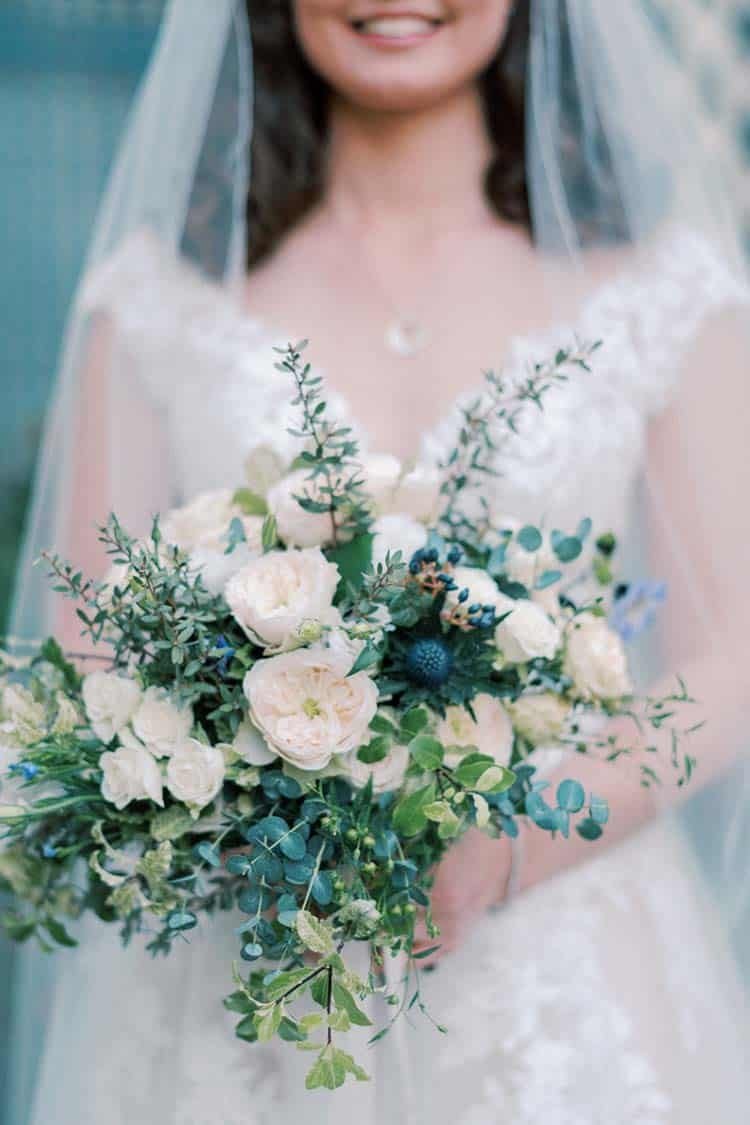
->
[29,231,750,1125]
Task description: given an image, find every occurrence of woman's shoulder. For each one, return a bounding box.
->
[78,229,280,399]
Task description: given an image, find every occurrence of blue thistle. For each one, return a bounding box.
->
[42,842,58,859]
[405,637,455,688]
[214,635,235,678]
[10,762,39,781]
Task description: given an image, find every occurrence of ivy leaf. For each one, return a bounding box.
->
[305,1045,370,1091]
[333,981,373,1027]
[224,990,253,1015]
[254,1002,283,1043]
[265,967,314,1002]
[408,734,444,771]
[400,706,430,738]
[392,783,436,838]
[296,910,335,956]
[43,918,78,948]
[357,736,390,765]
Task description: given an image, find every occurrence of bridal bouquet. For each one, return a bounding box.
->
[0,342,695,1090]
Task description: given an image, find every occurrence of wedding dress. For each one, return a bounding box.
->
[22,225,749,1125]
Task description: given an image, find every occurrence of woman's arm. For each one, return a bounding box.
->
[58,313,172,655]
[414,306,749,960]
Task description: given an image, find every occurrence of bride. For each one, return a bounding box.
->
[5,1,749,1122]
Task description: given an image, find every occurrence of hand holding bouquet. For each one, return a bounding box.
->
[0,341,695,1090]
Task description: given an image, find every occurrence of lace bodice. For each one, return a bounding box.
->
[27,227,750,1125]
[81,227,747,535]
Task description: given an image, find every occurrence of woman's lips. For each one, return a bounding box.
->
[351,15,443,47]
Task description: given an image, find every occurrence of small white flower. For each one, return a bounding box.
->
[243,443,286,497]
[564,614,632,700]
[100,743,163,810]
[232,719,277,766]
[131,687,193,758]
[507,693,571,746]
[437,694,514,768]
[82,672,142,744]
[345,741,410,795]
[243,648,379,771]
[495,601,561,664]
[225,548,340,651]
[371,514,428,567]
[165,739,225,809]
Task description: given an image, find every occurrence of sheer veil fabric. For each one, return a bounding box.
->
[4,0,749,1121]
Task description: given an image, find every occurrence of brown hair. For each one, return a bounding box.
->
[245,1,531,267]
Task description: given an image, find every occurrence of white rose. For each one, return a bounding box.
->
[165,739,225,809]
[371,514,428,567]
[100,743,163,810]
[161,489,260,554]
[507,693,571,746]
[131,687,193,758]
[232,719,277,766]
[243,443,286,497]
[346,742,410,795]
[389,464,442,523]
[360,456,441,524]
[359,454,402,512]
[437,694,514,768]
[225,548,340,651]
[267,470,339,548]
[564,614,632,700]
[162,490,264,594]
[82,672,142,743]
[243,648,378,771]
[495,601,561,663]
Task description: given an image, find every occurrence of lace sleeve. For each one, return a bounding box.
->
[582,229,750,416]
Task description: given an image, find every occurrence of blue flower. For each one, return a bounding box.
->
[214,635,236,678]
[611,580,667,642]
[42,842,58,859]
[405,638,454,689]
[9,761,39,781]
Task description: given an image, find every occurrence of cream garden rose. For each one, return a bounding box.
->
[100,743,163,810]
[360,455,441,523]
[564,614,632,700]
[495,601,561,663]
[82,672,142,744]
[165,739,225,809]
[131,687,193,758]
[437,694,514,768]
[243,648,379,771]
[507,693,571,746]
[345,741,410,795]
[225,548,340,651]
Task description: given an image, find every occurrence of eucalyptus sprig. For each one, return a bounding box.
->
[438,340,602,543]
[276,341,372,546]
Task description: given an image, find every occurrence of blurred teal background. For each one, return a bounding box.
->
[0,0,747,1114]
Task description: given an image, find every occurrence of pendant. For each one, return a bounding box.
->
[385,317,429,358]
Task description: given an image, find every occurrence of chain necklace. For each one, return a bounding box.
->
[330,215,434,359]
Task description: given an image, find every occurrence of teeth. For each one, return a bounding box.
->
[357,17,437,38]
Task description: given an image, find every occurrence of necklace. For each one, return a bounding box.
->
[384,315,430,358]
[330,213,433,358]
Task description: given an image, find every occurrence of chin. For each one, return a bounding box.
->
[295,4,510,113]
